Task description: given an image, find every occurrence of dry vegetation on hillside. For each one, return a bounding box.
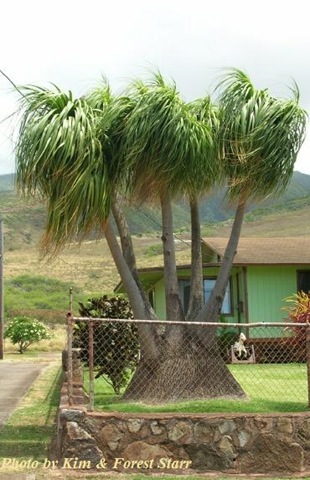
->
[5,201,310,298]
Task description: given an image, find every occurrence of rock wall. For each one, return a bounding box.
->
[57,394,310,474]
[57,351,310,475]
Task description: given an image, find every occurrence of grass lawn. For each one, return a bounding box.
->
[0,355,309,480]
[0,358,62,475]
[86,363,308,414]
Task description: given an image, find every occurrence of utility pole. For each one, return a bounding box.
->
[0,216,3,359]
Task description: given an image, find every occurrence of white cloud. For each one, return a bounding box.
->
[1,0,309,174]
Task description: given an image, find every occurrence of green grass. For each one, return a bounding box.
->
[0,359,308,480]
[0,362,62,468]
[4,274,83,315]
[85,363,308,414]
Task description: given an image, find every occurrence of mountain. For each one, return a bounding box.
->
[198,170,310,223]
[1,170,310,251]
[0,173,15,192]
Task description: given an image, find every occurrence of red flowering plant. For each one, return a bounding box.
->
[282,291,310,350]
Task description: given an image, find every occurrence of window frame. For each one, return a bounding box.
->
[203,276,233,316]
[297,270,310,294]
[178,276,233,316]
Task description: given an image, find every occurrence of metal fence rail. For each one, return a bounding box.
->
[66,314,310,413]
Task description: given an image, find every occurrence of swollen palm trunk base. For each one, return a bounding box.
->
[123,341,246,403]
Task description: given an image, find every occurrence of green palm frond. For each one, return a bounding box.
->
[85,78,113,110]
[16,85,111,252]
[100,94,137,186]
[187,96,222,195]
[216,69,307,202]
[121,73,216,201]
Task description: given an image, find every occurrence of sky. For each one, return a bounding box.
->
[1,0,310,175]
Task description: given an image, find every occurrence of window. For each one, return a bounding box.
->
[297,270,310,294]
[203,278,231,315]
[179,280,191,314]
[178,278,232,315]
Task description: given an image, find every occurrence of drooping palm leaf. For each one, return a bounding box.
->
[16,85,111,252]
[216,69,307,202]
[120,73,217,202]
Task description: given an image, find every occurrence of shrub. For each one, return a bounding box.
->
[4,316,52,354]
[4,274,83,317]
[281,291,310,361]
[74,295,139,394]
[216,316,240,362]
[283,290,310,339]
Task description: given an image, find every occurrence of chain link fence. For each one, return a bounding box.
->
[65,314,310,413]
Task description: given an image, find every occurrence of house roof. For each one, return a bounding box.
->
[115,237,310,292]
[202,237,310,265]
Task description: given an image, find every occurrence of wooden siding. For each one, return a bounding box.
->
[146,265,309,340]
[153,277,166,320]
[245,265,307,338]
[246,265,299,324]
[152,266,241,322]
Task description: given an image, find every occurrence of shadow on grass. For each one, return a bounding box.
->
[92,392,308,414]
[42,366,62,425]
[84,363,308,414]
[0,368,62,462]
[0,425,55,459]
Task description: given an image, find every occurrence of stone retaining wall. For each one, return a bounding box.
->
[57,352,310,475]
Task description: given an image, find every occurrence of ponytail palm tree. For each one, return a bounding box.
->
[121,74,218,322]
[16,83,160,362]
[196,69,307,327]
[186,97,221,319]
[15,70,307,403]
[16,75,244,402]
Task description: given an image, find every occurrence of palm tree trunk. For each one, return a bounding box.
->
[197,199,246,330]
[124,199,246,402]
[112,193,137,274]
[160,191,184,322]
[186,197,204,320]
[111,193,157,320]
[104,219,159,360]
[159,191,185,353]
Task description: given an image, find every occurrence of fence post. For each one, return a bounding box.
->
[307,326,310,409]
[66,312,74,406]
[89,320,95,411]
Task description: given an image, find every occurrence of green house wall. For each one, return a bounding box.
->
[150,265,309,333]
[152,266,242,322]
[153,277,166,320]
[246,265,298,324]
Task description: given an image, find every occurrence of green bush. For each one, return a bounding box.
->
[4,274,83,316]
[145,244,163,257]
[217,325,239,362]
[75,295,139,394]
[280,290,309,360]
[4,316,52,353]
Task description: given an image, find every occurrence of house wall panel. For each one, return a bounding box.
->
[247,265,300,324]
[154,277,166,320]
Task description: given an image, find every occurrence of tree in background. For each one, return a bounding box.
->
[75,295,139,395]
[4,316,51,353]
[15,69,307,402]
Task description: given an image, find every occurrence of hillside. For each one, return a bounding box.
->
[0,173,15,192]
[1,171,310,251]
[2,170,310,318]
